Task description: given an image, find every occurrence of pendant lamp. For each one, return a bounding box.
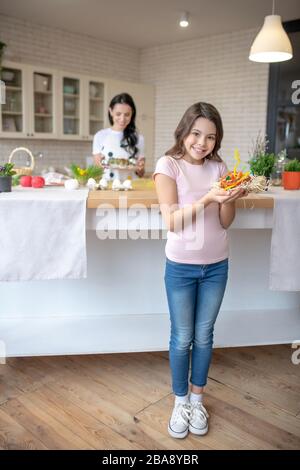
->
[179,12,189,28]
[249,1,293,63]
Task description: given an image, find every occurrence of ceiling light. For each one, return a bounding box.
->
[179,12,189,28]
[249,0,293,63]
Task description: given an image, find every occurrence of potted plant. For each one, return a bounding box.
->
[282,159,300,190]
[70,164,103,185]
[248,133,276,179]
[0,162,16,192]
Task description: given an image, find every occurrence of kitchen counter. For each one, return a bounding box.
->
[87,189,275,209]
[1,186,299,357]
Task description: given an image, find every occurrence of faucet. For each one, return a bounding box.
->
[35,152,44,160]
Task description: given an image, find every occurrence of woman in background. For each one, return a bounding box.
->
[93,93,145,180]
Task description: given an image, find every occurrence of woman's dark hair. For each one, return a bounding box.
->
[166,102,223,162]
[108,93,138,158]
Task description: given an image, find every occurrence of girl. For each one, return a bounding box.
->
[153,102,247,439]
[93,92,145,180]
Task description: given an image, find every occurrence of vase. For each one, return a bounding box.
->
[76,176,88,186]
[282,172,300,190]
[0,175,12,192]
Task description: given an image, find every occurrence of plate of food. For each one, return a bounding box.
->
[106,157,137,170]
[213,150,270,193]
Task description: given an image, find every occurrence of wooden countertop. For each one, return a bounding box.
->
[87,189,274,209]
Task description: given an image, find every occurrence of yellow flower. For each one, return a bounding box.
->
[78,168,87,176]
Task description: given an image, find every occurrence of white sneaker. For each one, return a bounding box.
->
[168,402,191,439]
[189,402,209,435]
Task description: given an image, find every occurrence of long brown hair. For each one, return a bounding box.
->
[166,102,223,162]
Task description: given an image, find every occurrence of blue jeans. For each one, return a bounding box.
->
[164,257,229,396]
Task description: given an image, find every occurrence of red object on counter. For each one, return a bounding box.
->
[32,176,45,188]
[20,175,32,187]
[282,172,300,190]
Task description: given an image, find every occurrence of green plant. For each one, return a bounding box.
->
[284,159,300,172]
[248,133,276,178]
[12,174,21,186]
[70,164,103,184]
[0,163,16,177]
[249,153,276,177]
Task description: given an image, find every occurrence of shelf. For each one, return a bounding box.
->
[35,113,52,117]
[63,93,79,98]
[64,115,79,119]
[5,86,22,91]
[34,90,52,95]
[2,111,22,115]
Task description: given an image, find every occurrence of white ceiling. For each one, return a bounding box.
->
[0,0,299,48]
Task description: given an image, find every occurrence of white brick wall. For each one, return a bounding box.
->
[0,14,270,173]
[0,14,139,171]
[0,14,139,79]
[140,29,269,170]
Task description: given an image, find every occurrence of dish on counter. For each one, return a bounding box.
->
[42,171,69,186]
[106,157,137,170]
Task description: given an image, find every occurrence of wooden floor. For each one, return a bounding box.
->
[0,345,299,450]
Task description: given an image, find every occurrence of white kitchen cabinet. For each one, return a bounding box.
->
[57,72,106,140]
[57,71,84,140]
[86,77,106,139]
[0,62,29,138]
[0,62,154,151]
[0,62,107,141]
[0,62,58,139]
[29,65,58,139]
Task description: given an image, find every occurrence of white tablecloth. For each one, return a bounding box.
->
[0,187,89,281]
[268,187,300,291]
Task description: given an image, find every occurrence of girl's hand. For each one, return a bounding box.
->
[205,187,248,204]
[222,187,249,203]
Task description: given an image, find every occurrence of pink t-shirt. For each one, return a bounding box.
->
[153,156,229,264]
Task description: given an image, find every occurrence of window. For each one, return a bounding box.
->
[267,19,300,160]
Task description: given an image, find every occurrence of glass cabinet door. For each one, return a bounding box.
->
[62,76,81,137]
[88,80,104,137]
[1,66,25,135]
[33,71,54,135]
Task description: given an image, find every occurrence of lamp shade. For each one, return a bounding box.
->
[249,15,293,63]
